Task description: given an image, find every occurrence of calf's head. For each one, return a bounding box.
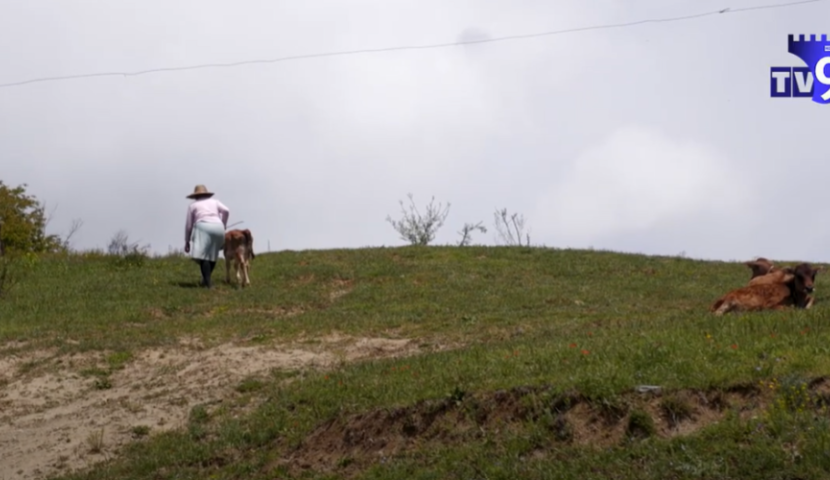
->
[746,258,776,278]
[789,263,822,294]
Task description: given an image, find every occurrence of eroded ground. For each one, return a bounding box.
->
[5,332,828,480]
[0,333,435,480]
[276,382,779,477]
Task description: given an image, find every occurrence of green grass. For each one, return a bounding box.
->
[3,245,830,479]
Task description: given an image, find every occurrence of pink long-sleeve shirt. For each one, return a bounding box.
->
[185,197,230,243]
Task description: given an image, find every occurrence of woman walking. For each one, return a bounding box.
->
[184,184,230,288]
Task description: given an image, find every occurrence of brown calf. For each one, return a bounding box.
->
[224,229,255,287]
[745,257,777,279]
[710,262,821,315]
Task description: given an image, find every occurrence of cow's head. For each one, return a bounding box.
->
[746,257,775,278]
[788,263,822,294]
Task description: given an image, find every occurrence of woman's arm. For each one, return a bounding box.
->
[185,204,195,245]
[216,200,230,228]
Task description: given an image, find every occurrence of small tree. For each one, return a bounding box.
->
[457,221,487,247]
[493,208,531,247]
[107,229,150,256]
[107,229,151,268]
[0,181,70,299]
[386,193,451,246]
[108,230,131,256]
[42,206,84,253]
[0,181,64,255]
[59,218,84,252]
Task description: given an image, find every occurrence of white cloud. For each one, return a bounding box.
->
[2,1,830,260]
[532,124,754,248]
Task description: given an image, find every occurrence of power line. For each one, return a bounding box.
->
[0,0,826,89]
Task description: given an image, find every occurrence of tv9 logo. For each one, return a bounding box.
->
[770,34,830,104]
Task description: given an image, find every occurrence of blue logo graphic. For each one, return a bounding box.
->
[770,34,830,104]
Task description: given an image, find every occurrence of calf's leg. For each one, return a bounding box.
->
[242,260,250,286]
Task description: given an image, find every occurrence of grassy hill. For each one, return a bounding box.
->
[2,246,830,479]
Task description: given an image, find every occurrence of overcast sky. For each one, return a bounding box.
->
[1,0,828,262]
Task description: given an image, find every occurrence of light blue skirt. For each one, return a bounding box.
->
[190,221,225,261]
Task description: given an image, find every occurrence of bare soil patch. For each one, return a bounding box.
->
[0,333,429,480]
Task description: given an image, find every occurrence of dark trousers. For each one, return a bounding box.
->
[194,259,217,287]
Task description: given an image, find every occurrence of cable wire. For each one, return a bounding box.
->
[0,0,826,89]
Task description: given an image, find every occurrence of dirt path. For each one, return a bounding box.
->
[0,333,431,480]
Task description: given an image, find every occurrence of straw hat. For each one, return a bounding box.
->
[186,184,215,199]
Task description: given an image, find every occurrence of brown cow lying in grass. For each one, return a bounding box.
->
[745,259,821,296]
[224,229,255,287]
[710,262,821,315]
